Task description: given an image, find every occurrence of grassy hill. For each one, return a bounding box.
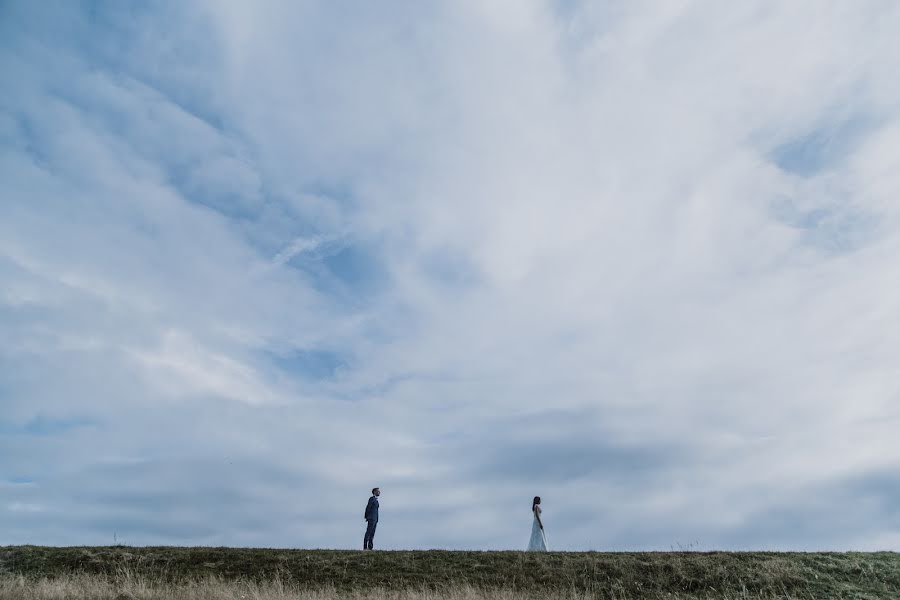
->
[2,546,899,599]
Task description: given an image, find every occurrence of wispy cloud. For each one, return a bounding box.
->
[2,0,900,550]
[270,234,343,267]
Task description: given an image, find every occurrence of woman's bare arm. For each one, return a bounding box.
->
[535,506,544,530]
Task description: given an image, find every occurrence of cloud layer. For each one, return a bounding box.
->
[2,0,900,550]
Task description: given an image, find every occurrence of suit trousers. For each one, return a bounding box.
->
[364,519,377,550]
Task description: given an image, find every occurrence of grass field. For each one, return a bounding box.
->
[1,546,899,599]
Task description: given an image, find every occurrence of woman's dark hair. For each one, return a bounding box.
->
[532,496,541,509]
[372,488,379,495]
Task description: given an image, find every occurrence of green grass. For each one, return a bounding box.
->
[2,546,899,599]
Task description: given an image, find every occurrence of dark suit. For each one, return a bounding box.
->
[364,495,379,549]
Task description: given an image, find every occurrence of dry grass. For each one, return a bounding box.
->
[0,573,819,600]
[3,547,900,599]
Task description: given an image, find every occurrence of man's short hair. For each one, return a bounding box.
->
[372,487,379,494]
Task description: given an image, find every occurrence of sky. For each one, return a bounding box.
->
[2,0,900,551]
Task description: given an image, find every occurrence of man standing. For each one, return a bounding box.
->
[363,487,380,550]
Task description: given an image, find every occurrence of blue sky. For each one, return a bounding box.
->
[2,0,900,550]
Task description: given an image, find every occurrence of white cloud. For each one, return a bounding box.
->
[271,235,331,266]
[1,0,900,550]
[127,330,281,406]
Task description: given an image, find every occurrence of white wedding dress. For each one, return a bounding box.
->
[527,506,548,551]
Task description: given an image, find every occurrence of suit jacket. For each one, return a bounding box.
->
[365,495,379,522]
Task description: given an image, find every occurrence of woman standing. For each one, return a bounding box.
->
[527,496,549,551]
